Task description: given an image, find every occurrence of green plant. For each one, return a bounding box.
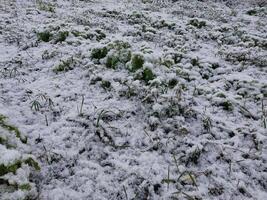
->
[139,68,155,84]
[37,31,53,42]
[101,80,111,90]
[37,1,55,12]
[106,55,119,69]
[168,78,178,89]
[188,19,206,29]
[91,47,108,60]
[246,9,257,15]
[55,31,69,43]
[0,114,27,143]
[31,100,41,111]
[53,57,74,73]
[191,58,199,66]
[0,115,40,199]
[130,54,144,71]
[219,100,233,111]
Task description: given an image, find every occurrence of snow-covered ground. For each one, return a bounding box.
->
[0,0,267,199]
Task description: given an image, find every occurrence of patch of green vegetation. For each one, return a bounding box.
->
[106,55,119,69]
[94,29,106,41]
[37,31,53,42]
[0,157,40,177]
[246,9,257,15]
[24,157,40,171]
[91,47,108,60]
[188,19,206,29]
[107,40,131,51]
[18,183,31,191]
[130,54,144,72]
[53,57,74,73]
[161,58,174,68]
[0,114,27,143]
[216,93,226,98]
[0,160,22,176]
[55,31,69,43]
[103,41,132,69]
[191,58,199,66]
[211,63,220,69]
[136,68,155,84]
[219,100,233,111]
[0,136,7,145]
[71,30,83,37]
[37,1,55,13]
[101,80,111,90]
[168,78,178,89]
[153,19,175,30]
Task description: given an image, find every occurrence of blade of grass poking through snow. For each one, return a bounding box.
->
[172,154,180,173]
[77,95,84,116]
[262,99,266,129]
[96,109,118,127]
[123,185,128,200]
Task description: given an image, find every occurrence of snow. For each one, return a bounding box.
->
[0,0,267,199]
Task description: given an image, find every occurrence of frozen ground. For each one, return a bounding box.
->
[0,0,267,199]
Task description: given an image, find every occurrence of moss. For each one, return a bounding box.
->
[18,183,31,191]
[55,31,69,43]
[37,31,53,42]
[131,54,144,72]
[0,114,27,143]
[91,47,108,60]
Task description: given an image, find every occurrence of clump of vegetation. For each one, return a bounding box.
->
[37,1,55,13]
[101,80,111,90]
[105,41,132,69]
[0,114,27,143]
[168,78,178,89]
[191,58,200,66]
[91,47,108,60]
[130,53,145,72]
[188,19,206,28]
[53,57,75,73]
[246,9,257,15]
[94,29,106,41]
[37,31,53,42]
[0,114,40,199]
[91,41,132,68]
[55,31,69,43]
[219,100,233,111]
[135,67,155,84]
[106,56,119,69]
